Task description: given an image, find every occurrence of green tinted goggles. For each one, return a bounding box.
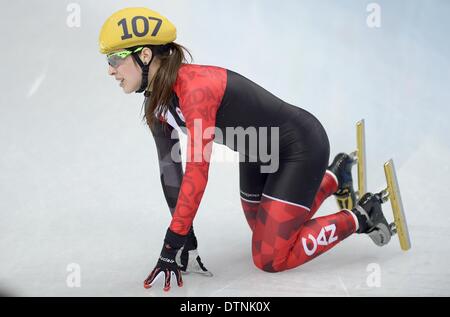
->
[107,47,143,68]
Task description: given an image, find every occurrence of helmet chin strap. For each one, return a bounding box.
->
[132,50,154,93]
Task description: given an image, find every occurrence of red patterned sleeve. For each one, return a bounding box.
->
[169,65,227,235]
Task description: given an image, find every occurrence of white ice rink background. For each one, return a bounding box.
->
[0,0,449,296]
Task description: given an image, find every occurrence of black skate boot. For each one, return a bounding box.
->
[328,153,357,210]
[351,192,394,246]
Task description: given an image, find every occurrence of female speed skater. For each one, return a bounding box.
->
[98,7,393,291]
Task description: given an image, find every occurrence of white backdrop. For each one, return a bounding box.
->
[0,0,449,296]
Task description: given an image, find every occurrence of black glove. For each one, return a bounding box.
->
[176,227,213,276]
[143,228,187,291]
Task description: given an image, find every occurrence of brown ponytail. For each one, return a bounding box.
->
[142,42,192,129]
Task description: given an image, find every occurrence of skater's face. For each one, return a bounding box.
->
[107,48,152,94]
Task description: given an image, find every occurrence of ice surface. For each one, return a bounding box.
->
[1,0,449,296]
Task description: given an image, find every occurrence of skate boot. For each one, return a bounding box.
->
[352,192,394,246]
[328,153,357,210]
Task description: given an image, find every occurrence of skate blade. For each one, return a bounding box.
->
[335,119,365,210]
[356,120,367,199]
[384,159,411,251]
[345,119,366,205]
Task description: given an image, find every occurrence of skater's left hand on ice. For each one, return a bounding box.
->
[143,228,186,291]
[176,228,213,277]
[176,247,213,277]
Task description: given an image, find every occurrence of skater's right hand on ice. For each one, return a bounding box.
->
[143,228,186,291]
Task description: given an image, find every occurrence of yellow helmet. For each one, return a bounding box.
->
[98,7,176,54]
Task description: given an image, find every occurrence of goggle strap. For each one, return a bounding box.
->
[133,50,153,93]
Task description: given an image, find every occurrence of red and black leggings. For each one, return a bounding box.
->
[239,108,358,272]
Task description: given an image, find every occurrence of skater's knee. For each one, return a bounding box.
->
[252,259,278,273]
[252,249,310,272]
[251,254,286,273]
